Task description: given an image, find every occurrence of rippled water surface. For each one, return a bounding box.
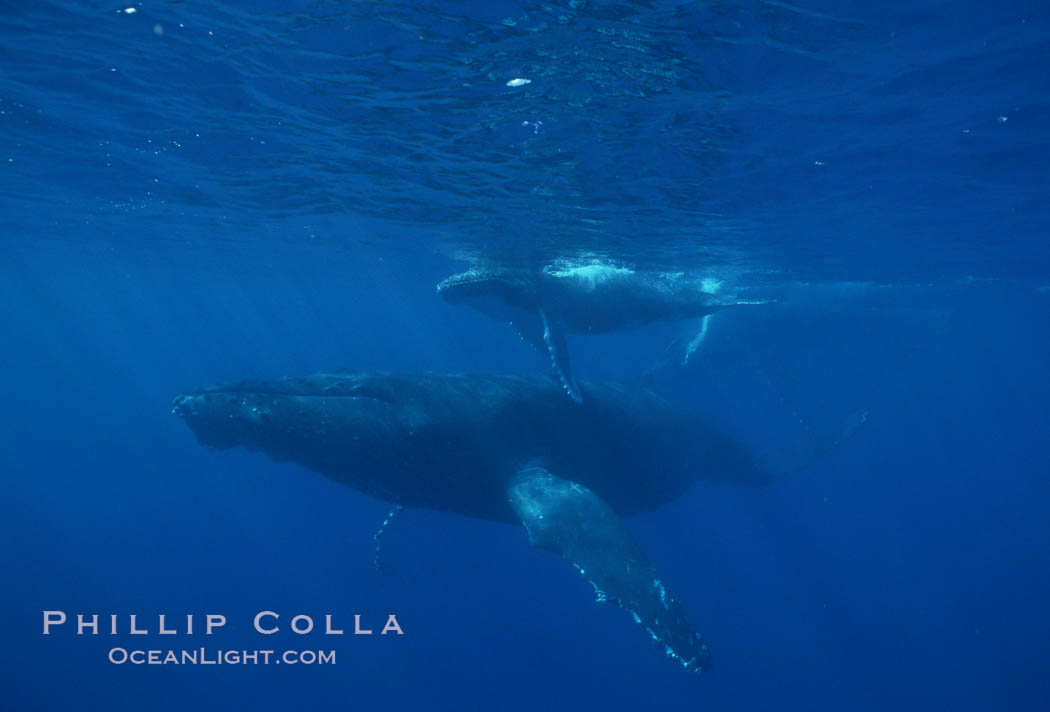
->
[3,1,1048,279]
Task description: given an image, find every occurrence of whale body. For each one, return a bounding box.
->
[173,370,857,672]
[437,263,760,402]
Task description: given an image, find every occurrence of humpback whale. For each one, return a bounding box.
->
[173,370,862,673]
[437,263,762,402]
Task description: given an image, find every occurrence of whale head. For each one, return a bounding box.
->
[436,268,538,315]
[172,370,551,516]
[172,371,418,462]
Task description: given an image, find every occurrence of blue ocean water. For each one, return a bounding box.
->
[1,1,1048,710]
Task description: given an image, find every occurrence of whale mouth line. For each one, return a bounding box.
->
[438,277,512,292]
[173,389,397,405]
[436,270,523,296]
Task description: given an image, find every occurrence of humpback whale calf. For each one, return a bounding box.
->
[174,370,862,673]
[437,262,762,402]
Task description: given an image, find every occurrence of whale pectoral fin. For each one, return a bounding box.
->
[681,313,715,366]
[508,467,711,672]
[538,309,583,403]
[508,310,547,353]
[507,309,582,403]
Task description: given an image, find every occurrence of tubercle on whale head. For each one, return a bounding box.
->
[436,269,536,307]
[170,374,411,455]
[171,392,247,451]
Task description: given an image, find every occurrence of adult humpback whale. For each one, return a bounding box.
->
[174,370,862,673]
[437,262,762,402]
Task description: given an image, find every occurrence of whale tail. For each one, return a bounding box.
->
[751,407,869,484]
[640,304,868,484]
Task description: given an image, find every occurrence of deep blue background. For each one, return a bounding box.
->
[1,2,1049,710]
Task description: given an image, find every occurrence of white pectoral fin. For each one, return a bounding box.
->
[507,467,712,672]
[681,313,714,366]
[538,309,583,403]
